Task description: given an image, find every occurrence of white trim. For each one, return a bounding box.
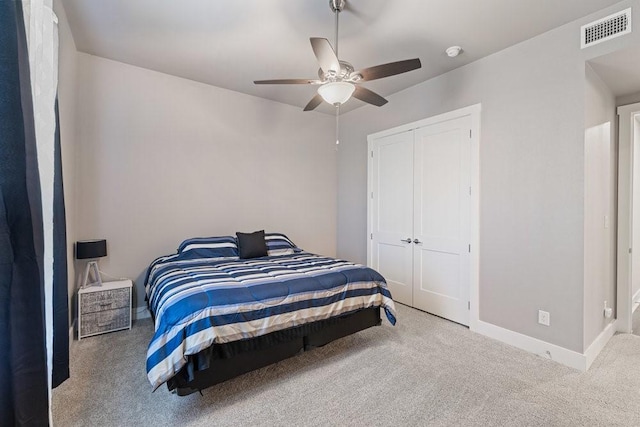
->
[584,320,618,369]
[474,318,618,372]
[633,287,640,313]
[468,106,481,332]
[474,320,587,371]
[367,104,482,141]
[366,104,482,330]
[616,102,640,334]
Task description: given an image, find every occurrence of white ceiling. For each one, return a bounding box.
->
[61,0,623,114]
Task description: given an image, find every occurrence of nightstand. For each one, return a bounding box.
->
[78,279,132,340]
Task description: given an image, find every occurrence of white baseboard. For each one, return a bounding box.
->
[473,319,587,371]
[133,306,151,320]
[633,288,640,313]
[584,319,618,369]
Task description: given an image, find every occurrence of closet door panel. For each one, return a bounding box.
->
[413,117,471,325]
[370,131,414,306]
[417,250,460,300]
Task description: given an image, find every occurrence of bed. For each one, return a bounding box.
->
[145,233,396,395]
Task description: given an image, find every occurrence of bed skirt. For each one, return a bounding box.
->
[166,306,382,395]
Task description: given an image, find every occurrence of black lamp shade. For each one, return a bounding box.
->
[76,239,107,259]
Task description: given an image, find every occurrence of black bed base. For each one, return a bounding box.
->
[167,307,382,396]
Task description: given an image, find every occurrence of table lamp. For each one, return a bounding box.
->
[76,239,107,288]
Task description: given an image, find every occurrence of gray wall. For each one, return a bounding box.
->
[73,53,336,311]
[583,63,616,350]
[337,1,640,353]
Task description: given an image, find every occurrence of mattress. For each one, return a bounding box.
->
[145,251,396,389]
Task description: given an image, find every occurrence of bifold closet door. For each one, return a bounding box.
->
[370,131,414,306]
[412,116,471,326]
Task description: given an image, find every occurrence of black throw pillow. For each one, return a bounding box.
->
[236,230,268,259]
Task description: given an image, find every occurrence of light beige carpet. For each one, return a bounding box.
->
[53,304,640,426]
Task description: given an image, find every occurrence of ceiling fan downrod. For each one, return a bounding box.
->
[330,0,345,57]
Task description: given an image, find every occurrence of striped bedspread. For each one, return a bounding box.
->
[145,252,396,389]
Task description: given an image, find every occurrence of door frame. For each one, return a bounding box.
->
[616,102,640,334]
[367,103,481,331]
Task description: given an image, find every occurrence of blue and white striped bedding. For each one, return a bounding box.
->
[145,251,396,390]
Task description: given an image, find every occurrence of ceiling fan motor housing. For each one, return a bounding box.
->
[318,61,357,82]
[330,0,346,13]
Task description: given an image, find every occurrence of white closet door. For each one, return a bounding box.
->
[370,131,414,306]
[412,117,471,325]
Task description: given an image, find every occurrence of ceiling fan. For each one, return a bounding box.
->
[254,0,422,111]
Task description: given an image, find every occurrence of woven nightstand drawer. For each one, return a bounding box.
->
[80,307,130,337]
[78,279,132,339]
[80,287,130,314]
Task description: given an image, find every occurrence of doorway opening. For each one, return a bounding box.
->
[617,103,640,335]
[587,45,640,345]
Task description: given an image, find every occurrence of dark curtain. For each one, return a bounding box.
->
[0,0,50,425]
[52,99,69,388]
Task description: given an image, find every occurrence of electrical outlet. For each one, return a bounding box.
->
[538,310,550,326]
[604,301,613,318]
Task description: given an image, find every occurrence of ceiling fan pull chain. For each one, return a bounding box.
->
[336,104,340,147]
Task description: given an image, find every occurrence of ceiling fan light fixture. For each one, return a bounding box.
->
[317,81,355,106]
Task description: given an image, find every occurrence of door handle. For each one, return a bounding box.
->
[400,238,412,243]
[413,239,422,244]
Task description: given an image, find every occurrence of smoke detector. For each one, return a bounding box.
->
[445,46,463,57]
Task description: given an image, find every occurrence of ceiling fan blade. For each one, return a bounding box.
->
[310,38,340,74]
[356,58,422,82]
[303,93,324,111]
[254,79,322,85]
[352,86,388,107]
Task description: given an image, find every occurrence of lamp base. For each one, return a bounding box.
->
[82,261,102,288]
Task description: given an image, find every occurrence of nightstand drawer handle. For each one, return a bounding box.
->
[97,321,113,327]
[99,301,114,306]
